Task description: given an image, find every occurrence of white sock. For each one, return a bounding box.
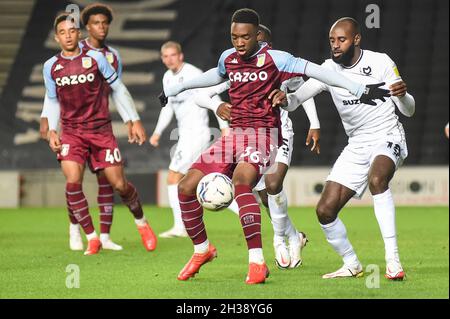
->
[70,223,80,233]
[134,217,147,226]
[248,248,265,264]
[268,190,289,237]
[100,233,110,243]
[320,218,360,267]
[168,184,185,230]
[86,231,98,241]
[194,239,209,254]
[373,189,399,261]
[285,216,299,245]
[227,200,240,215]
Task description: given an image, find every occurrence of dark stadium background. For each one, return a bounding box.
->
[0,0,447,204]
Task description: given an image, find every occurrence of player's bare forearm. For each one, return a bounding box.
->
[40,117,49,140]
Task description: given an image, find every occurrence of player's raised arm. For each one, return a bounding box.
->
[159,67,227,108]
[194,82,232,127]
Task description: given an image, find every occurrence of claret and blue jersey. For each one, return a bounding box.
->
[217,42,308,129]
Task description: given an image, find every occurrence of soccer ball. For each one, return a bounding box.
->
[196,173,235,211]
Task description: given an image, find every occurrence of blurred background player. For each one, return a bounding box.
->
[277,17,415,280]
[194,24,318,269]
[445,123,449,139]
[149,41,229,239]
[161,9,389,284]
[43,13,156,255]
[40,3,133,251]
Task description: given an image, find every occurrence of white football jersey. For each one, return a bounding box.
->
[308,50,404,143]
[162,63,210,133]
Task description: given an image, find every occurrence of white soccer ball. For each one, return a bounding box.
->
[196,173,235,211]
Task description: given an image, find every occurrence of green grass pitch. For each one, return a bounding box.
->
[0,205,448,299]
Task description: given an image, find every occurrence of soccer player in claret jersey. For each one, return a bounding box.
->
[40,3,135,252]
[274,17,415,280]
[43,13,157,255]
[194,24,319,270]
[160,9,389,284]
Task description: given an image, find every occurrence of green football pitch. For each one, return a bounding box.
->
[0,205,448,299]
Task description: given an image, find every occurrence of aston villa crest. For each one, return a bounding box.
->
[82,57,92,69]
[256,54,266,67]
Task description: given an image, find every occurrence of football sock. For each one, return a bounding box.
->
[267,190,289,237]
[285,216,300,244]
[67,206,78,225]
[179,193,207,245]
[373,189,399,261]
[86,230,98,241]
[249,248,265,264]
[66,183,95,235]
[235,185,263,250]
[97,175,114,234]
[100,233,110,242]
[194,239,209,254]
[227,200,240,215]
[119,182,144,220]
[134,217,147,226]
[168,184,185,230]
[320,217,360,267]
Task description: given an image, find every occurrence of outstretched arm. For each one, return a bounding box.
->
[165,67,226,97]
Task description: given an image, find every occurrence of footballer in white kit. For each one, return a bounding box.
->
[151,41,228,238]
[280,17,415,280]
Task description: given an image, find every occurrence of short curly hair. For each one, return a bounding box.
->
[81,3,113,26]
[231,8,260,26]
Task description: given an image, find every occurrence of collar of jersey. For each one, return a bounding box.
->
[59,49,83,60]
[171,62,186,75]
[240,42,268,61]
[83,38,107,51]
[341,49,364,69]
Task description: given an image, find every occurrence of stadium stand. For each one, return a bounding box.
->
[0,0,448,170]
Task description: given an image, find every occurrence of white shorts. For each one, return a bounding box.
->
[254,130,294,192]
[326,132,408,199]
[169,131,211,175]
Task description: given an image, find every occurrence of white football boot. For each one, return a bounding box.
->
[322,262,364,279]
[159,227,189,238]
[273,235,291,269]
[288,231,308,268]
[385,258,405,280]
[100,234,123,251]
[69,223,84,251]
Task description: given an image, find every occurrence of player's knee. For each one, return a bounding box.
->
[265,179,282,195]
[178,178,196,196]
[316,201,338,225]
[369,175,388,194]
[111,179,128,193]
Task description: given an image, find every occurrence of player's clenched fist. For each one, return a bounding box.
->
[389,80,407,97]
[48,130,62,153]
[268,89,287,107]
[149,134,160,147]
[216,102,232,121]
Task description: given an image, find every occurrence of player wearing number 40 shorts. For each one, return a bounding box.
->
[43,13,157,256]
